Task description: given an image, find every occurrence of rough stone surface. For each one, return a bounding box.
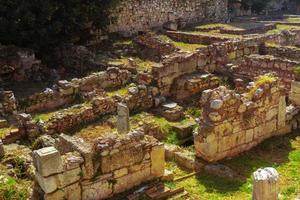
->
[253,168,279,200]
[33,146,63,177]
[117,103,130,134]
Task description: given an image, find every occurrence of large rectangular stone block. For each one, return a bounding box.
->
[82,178,113,200]
[113,167,151,194]
[33,147,63,177]
[150,144,165,177]
[44,182,81,200]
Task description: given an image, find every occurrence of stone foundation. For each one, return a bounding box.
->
[34,130,165,200]
[194,75,289,162]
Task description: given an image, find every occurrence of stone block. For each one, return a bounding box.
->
[57,167,81,188]
[113,167,151,194]
[82,179,112,200]
[245,129,254,143]
[266,108,278,121]
[36,167,81,194]
[33,147,63,177]
[44,182,81,200]
[150,144,165,177]
[35,172,58,194]
[117,103,130,134]
[113,167,128,178]
[253,168,279,200]
[101,146,143,174]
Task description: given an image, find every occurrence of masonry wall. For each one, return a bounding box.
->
[33,130,165,200]
[109,0,228,33]
[21,67,130,113]
[262,45,300,61]
[235,54,299,90]
[194,76,289,162]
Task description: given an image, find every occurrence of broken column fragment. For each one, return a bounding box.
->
[117,103,130,134]
[253,167,279,200]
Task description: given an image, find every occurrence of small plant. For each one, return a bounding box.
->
[293,65,300,81]
[165,131,179,145]
[247,74,276,98]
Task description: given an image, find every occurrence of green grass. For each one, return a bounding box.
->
[32,112,55,122]
[268,24,300,34]
[164,133,300,200]
[159,35,207,52]
[0,176,29,200]
[106,87,129,97]
[0,127,16,139]
[185,107,202,119]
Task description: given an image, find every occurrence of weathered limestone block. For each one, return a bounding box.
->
[150,144,165,177]
[113,167,151,194]
[33,147,63,177]
[117,103,130,134]
[100,145,144,174]
[36,167,81,194]
[253,168,279,200]
[35,172,58,194]
[44,182,81,200]
[82,178,113,200]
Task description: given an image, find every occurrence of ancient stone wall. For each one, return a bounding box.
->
[21,67,130,113]
[44,85,156,134]
[34,130,165,200]
[262,45,300,61]
[134,32,177,62]
[235,54,299,90]
[172,73,220,100]
[166,31,229,45]
[194,75,289,162]
[109,0,228,33]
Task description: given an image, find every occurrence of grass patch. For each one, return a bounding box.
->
[75,122,116,143]
[268,24,300,34]
[32,112,55,122]
[159,35,206,51]
[164,133,300,200]
[0,127,16,139]
[185,107,202,119]
[106,87,129,97]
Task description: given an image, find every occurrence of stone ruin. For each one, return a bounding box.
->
[33,130,164,200]
[195,75,288,162]
[2,5,300,200]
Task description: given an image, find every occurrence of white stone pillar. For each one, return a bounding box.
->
[117,103,130,134]
[253,167,279,200]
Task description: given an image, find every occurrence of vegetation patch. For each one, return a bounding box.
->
[159,35,207,51]
[164,133,300,200]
